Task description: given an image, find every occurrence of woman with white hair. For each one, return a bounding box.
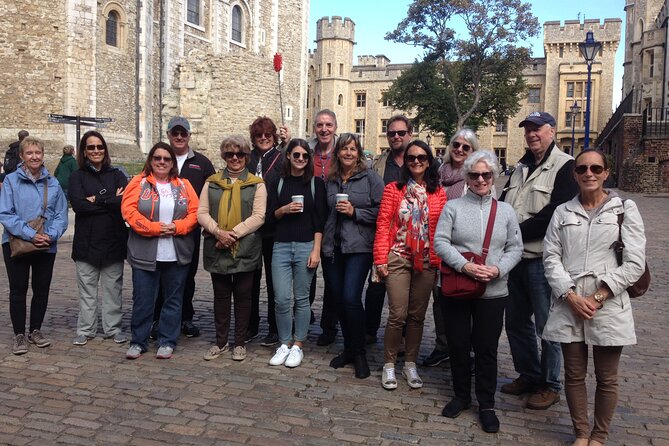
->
[438,128,480,200]
[434,150,523,433]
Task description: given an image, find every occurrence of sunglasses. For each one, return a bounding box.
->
[169,130,189,138]
[452,141,472,152]
[255,132,274,139]
[291,152,310,160]
[85,144,104,152]
[574,164,605,175]
[406,154,429,163]
[152,155,173,163]
[467,171,493,181]
[386,130,408,138]
[223,151,246,160]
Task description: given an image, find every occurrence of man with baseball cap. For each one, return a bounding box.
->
[499,111,577,410]
[152,116,215,338]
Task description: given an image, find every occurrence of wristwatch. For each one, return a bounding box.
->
[593,291,605,308]
[560,288,575,300]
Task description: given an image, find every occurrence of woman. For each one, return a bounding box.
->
[0,136,68,355]
[246,116,290,346]
[433,151,522,433]
[425,128,481,367]
[265,139,326,368]
[373,140,447,390]
[198,135,266,362]
[543,150,645,446]
[322,133,384,379]
[70,130,129,346]
[121,142,199,360]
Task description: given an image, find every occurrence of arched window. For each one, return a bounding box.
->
[106,10,118,47]
[338,94,343,106]
[231,5,243,43]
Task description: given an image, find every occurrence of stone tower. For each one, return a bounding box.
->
[308,17,355,130]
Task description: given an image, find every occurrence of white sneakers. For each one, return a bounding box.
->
[269,344,303,367]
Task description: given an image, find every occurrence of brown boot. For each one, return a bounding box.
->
[526,388,560,410]
[500,376,535,395]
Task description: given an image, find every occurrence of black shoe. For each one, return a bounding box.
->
[330,351,354,369]
[317,332,336,346]
[353,354,370,379]
[365,334,377,345]
[182,321,200,338]
[423,349,450,367]
[244,331,259,343]
[260,332,279,347]
[479,409,500,433]
[441,398,471,418]
[150,321,158,340]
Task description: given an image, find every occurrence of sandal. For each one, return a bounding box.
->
[203,343,229,361]
[403,362,424,389]
[382,363,398,390]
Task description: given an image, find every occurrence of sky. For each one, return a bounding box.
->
[309,0,627,107]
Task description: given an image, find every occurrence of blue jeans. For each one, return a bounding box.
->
[272,241,316,345]
[131,262,189,351]
[505,258,562,392]
[323,249,372,356]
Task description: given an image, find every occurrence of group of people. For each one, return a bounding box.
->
[0,110,646,444]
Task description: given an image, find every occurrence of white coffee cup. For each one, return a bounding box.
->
[291,195,304,212]
[336,193,349,203]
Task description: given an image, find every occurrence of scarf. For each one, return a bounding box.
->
[405,178,430,271]
[439,162,465,200]
[207,168,263,257]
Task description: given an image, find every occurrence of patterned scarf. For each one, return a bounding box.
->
[439,162,465,200]
[405,178,430,271]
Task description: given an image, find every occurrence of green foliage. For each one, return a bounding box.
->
[384,0,540,134]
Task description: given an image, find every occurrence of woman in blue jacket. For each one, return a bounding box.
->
[0,136,68,355]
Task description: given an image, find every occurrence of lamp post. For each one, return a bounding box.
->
[426,133,432,146]
[570,101,581,156]
[578,30,602,149]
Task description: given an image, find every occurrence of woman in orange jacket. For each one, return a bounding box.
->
[121,142,199,360]
[373,140,447,390]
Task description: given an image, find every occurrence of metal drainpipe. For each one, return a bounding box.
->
[134,0,141,153]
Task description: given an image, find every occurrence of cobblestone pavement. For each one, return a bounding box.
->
[0,188,667,446]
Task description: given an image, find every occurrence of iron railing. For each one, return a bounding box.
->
[642,107,669,137]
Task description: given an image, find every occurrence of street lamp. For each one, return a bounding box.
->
[578,30,602,149]
[426,133,432,146]
[570,101,581,156]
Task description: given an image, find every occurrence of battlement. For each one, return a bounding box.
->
[316,16,355,42]
[543,19,622,44]
[357,55,391,67]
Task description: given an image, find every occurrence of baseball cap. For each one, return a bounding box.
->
[518,112,556,128]
[167,116,191,133]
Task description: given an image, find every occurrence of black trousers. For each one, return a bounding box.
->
[2,243,56,335]
[249,236,277,334]
[442,295,507,410]
[364,275,386,337]
[311,267,337,336]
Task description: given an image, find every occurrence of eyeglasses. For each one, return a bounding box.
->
[574,164,605,175]
[169,130,189,138]
[406,154,428,163]
[85,144,104,152]
[291,152,310,160]
[152,155,173,163]
[386,130,408,138]
[255,132,274,140]
[467,171,493,181]
[223,151,246,160]
[452,141,472,152]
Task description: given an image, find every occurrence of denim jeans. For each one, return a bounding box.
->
[272,241,316,345]
[131,262,189,351]
[323,249,372,356]
[505,258,562,392]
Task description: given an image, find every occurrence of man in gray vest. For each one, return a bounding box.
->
[499,112,577,410]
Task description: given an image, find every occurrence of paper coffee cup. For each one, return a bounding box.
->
[336,193,349,203]
[291,195,304,212]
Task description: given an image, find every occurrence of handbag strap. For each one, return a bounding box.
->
[41,180,48,215]
[614,199,627,266]
[480,199,497,261]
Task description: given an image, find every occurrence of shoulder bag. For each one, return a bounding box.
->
[8,181,49,258]
[610,199,650,297]
[440,199,497,299]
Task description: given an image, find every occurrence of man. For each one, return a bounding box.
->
[499,111,578,410]
[3,130,29,176]
[309,109,339,346]
[365,115,413,344]
[54,144,77,197]
[153,116,215,338]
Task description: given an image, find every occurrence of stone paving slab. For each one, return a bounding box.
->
[0,189,667,445]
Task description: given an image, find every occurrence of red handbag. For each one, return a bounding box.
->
[440,200,497,299]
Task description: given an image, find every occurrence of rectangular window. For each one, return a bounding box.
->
[339,64,344,76]
[187,0,200,25]
[356,93,366,107]
[327,63,332,75]
[494,148,507,170]
[650,51,655,78]
[382,96,391,107]
[355,119,365,134]
[567,82,574,98]
[528,88,540,103]
[495,121,507,133]
[381,119,389,133]
[566,111,582,127]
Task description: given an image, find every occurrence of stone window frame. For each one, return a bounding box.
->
[356,92,367,108]
[527,87,541,104]
[229,1,250,49]
[102,2,128,52]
